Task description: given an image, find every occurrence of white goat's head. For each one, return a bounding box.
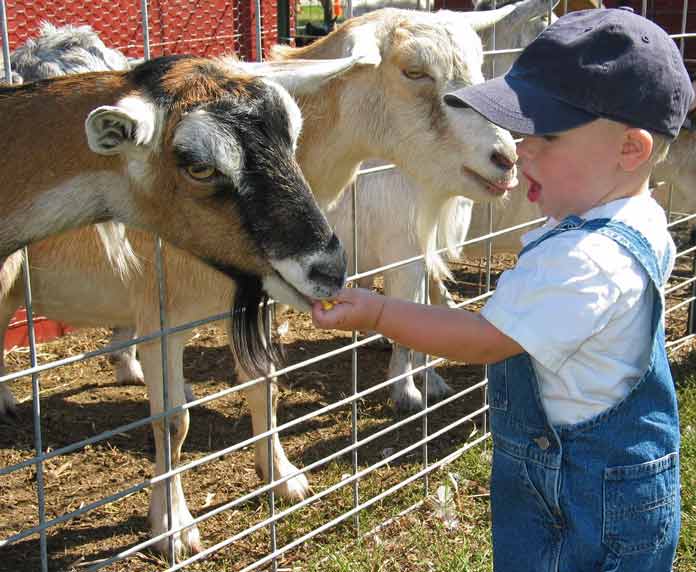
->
[264,3,558,205]
[11,21,130,81]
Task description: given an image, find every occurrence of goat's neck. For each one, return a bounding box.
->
[295,80,385,209]
[0,74,130,256]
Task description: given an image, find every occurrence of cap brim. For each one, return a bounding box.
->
[444,75,597,135]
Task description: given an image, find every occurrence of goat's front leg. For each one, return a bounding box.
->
[428,275,458,309]
[237,364,309,501]
[387,344,423,411]
[384,264,452,411]
[138,333,202,560]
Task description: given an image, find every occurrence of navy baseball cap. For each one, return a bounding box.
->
[444,7,694,140]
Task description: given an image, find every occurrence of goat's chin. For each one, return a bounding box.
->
[461,166,518,203]
[262,274,312,312]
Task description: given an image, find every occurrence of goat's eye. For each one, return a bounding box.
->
[185,164,217,180]
[402,69,429,81]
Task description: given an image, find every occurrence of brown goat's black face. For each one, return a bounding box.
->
[169,75,347,296]
[88,56,348,374]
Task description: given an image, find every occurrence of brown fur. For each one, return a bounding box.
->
[0,74,128,203]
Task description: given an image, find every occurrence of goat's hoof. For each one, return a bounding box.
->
[392,389,424,413]
[424,371,454,402]
[275,472,310,501]
[150,513,203,561]
[116,360,145,385]
[0,389,18,421]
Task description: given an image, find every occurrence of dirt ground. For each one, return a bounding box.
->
[0,241,694,571]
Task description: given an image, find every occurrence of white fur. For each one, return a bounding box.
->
[261,79,304,148]
[85,96,159,155]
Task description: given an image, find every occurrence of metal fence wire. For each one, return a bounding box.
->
[0,0,695,570]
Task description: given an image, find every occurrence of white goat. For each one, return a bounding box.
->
[325,0,555,410]
[0,4,543,557]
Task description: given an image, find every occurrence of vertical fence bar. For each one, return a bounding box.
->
[423,0,432,490]
[2,12,47,568]
[421,268,430,497]
[255,0,263,61]
[136,3,177,567]
[141,0,176,556]
[258,1,278,566]
[350,179,360,534]
[265,308,278,572]
[680,0,689,58]
[155,237,177,564]
[22,249,49,572]
[141,0,151,61]
[482,204,495,441]
[0,0,11,83]
[423,0,433,488]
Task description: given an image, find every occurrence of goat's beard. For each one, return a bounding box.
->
[230,274,284,379]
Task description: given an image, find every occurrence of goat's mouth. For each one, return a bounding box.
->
[462,166,519,197]
[262,270,319,313]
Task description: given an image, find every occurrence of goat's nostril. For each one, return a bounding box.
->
[491,150,515,171]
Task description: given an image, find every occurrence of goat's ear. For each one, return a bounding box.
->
[241,57,374,96]
[85,96,157,155]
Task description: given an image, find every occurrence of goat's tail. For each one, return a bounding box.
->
[0,250,26,300]
[95,222,142,280]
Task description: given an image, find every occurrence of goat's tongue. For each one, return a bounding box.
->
[527,180,541,203]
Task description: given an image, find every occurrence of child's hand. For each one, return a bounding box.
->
[312,287,386,332]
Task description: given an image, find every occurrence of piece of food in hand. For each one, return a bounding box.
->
[321,299,335,310]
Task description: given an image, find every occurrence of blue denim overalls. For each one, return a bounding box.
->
[488,215,680,572]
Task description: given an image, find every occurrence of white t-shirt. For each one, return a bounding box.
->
[480,193,675,426]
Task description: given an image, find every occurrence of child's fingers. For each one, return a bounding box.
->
[312,299,344,328]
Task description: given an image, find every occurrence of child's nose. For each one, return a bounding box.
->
[517,137,537,160]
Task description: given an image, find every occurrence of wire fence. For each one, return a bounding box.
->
[0,0,694,571]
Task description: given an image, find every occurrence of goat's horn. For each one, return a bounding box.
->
[459,0,559,32]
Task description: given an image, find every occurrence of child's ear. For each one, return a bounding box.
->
[619,128,653,171]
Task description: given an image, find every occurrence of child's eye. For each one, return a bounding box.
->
[542,134,558,142]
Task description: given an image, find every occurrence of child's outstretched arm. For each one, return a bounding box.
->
[312,288,523,364]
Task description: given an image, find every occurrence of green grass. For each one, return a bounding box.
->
[296,4,332,27]
[299,449,494,572]
[674,353,696,571]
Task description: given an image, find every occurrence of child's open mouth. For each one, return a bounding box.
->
[525,173,541,203]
